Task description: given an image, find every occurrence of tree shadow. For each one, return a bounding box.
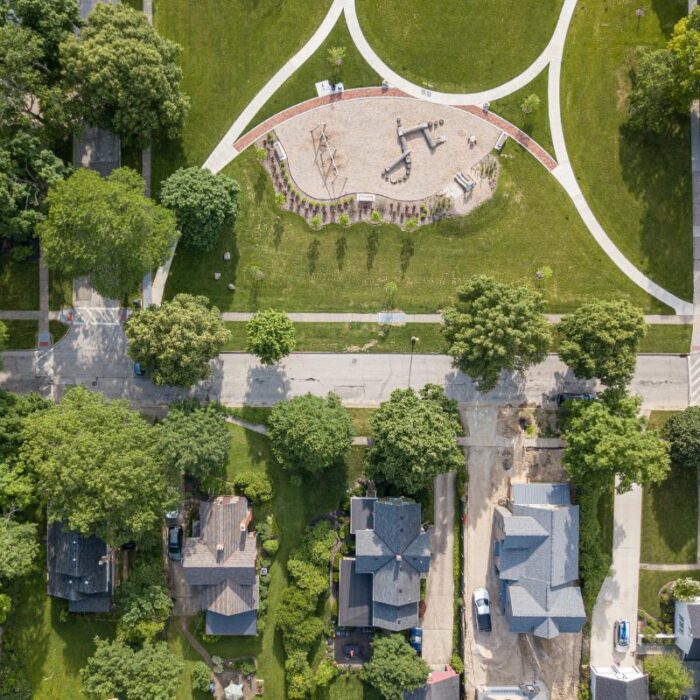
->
[272,219,284,250]
[253,168,268,205]
[307,238,321,275]
[366,229,380,272]
[335,235,347,271]
[400,236,415,277]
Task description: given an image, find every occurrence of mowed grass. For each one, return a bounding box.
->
[192,424,370,699]
[152,0,333,191]
[0,256,39,310]
[639,570,700,618]
[4,559,116,700]
[562,0,692,301]
[355,0,563,93]
[641,411,697,565]
[165,141,666,313]
[640,325,691,354]
[250,16,381,129]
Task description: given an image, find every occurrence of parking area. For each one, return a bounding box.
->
[462,405,581,700]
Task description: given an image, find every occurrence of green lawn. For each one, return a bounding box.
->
[152,0,333,192]
[3,320,37,349]
[0,256,39,310]
[355,0,563,93]
[491,69,554,157]
[562,0,692,302]
[641,410,698,565]
[250,16,381,129]
[165,141,666,313]
[598,485,614,560]
[190,424,370,699]
[639,570,700,618]
[3,559,116,700]
[640,325,691,354]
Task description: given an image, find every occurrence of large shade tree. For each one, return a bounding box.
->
[246,309,296,366]
[268,393,354,473]
[19,387,178,545]
[363,635,429,700]
[125,294,230,387]
[38,168,178,299]
[442,276,551,391]
[563,396,670,494]
[0,515,38,582]
[664,406,700,471]
[60,4,188,147]
[366,385,464,494]
[558,299,647,390]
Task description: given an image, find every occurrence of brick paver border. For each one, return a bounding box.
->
[233,87,558,172]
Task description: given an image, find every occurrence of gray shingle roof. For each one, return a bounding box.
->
[350,497,376,534]
[342,498,431,631]
[404,673,460,700]
[686,601,700,633]
[206,610,257,636]
[182,496,258,623]
[338,558,372,627]
[47,521,112,611]
[593,674,648,700]
[496,484,584,638]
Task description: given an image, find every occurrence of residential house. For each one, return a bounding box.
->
[476,683,548,700]
[590,666,648,700]
[182,495,258,635]
[339,497,431,631]
[493,482,585,639]
[404,666,460,700]
[675,597,700,660]
[47,521,114,613]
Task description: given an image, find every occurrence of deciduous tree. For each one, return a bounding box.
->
[246,309,296,366]
[38,168,178,300]
[366,385,463,494]
[628,48,678,134]
[442,276,551,391]
[664,406,700,471]
[0,515,38,581]
[558,299,647,390]
[363,635,429,700]
[125,294,230,387]
[160,167,239,251]
[60,4,189,147]
[646,654,693,700]
[20,387,178,545]
[268,393,353,473]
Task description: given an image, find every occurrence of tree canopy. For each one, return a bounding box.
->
[160,167,239,251]
[81,639,182,700]
[268,393,354,473]
[125,294,230,387]
[563,396,670,494]
[0,515,38,582]
[156,402,230,481]
[19,387,178,545]
[366,385,463,494]
[60,4,188,147]
[646,654,693,700]
[246,309,296,366]
[442,276,551,391]
[628,48,678,134]
[558,300,647,390]
[663,406,700,472]
[0,322,7,366]
[363,635,429,700]
[38,168,177,299]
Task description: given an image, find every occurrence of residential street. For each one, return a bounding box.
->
[422,470,456,669]
[589,483,643,666]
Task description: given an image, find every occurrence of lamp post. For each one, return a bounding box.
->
[408,336,419,387]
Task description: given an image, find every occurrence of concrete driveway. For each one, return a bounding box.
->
[589,483,643,666]
[422,470,456,668]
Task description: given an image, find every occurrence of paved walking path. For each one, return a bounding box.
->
[178,617,224,700]
[0,311,60,321]
[590,482,642,666]
[38,249,49,340]
[422,471,455,668]
[639,563,700,571]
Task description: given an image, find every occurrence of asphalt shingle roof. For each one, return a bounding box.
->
[338,558,372,627]
[350,497,376,534]
[594,674,649,700]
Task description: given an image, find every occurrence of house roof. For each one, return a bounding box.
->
[182,496,258,621]
[47,521,112,610]
[338,558,372,627]
[206,610,257,636]
[496,484,584,639]
[591,668,648,700]
[684,600,700,634]
[345,498,431,631]
[403,669,460,700]
[350,497,376,534]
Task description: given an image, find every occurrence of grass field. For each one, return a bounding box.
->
[165,140,665,313]
[355,0,563,93]
[639,570,700,618]
[562,0,692,302]
[641,411,697,565]
[0,257,39,310]
[152,0,333,192]
[191,424,371,699]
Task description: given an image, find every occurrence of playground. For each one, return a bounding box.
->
[273,97,501,211]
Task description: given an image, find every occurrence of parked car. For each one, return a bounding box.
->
[165,508,180,524]
[556,392,595,406]
[133,361,146,377]
[167,525,183,561]
[409,627,423,654]
[473,587,492,632]
[614,619,630,652]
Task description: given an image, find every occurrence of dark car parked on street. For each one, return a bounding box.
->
[167,525,183,561]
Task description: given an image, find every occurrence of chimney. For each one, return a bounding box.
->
[216,543,224,561]
[240,509,253,532]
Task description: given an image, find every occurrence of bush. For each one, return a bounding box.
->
[191,662,212,692]
[450,653,464,675]
[211,656,224,674]
[672,577,700,601]
[234,470,273,503]
[234,657,256,676]
[262,539,279,556]
[577,489,611,610]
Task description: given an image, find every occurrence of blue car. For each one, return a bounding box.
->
[409,627,423,655]
[133,362,146,377]
[614,619,630,652]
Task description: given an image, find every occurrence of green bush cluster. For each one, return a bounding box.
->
[233,470,273,503]
[577,489,611,611]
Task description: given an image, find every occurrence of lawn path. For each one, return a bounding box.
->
[639,563,700,571]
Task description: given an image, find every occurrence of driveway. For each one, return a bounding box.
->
[589,483,643,666]
[422,470,456,668]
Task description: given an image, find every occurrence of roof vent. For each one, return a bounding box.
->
[396,554,402,561]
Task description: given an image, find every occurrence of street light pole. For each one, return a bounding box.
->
[408,335,419,387]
